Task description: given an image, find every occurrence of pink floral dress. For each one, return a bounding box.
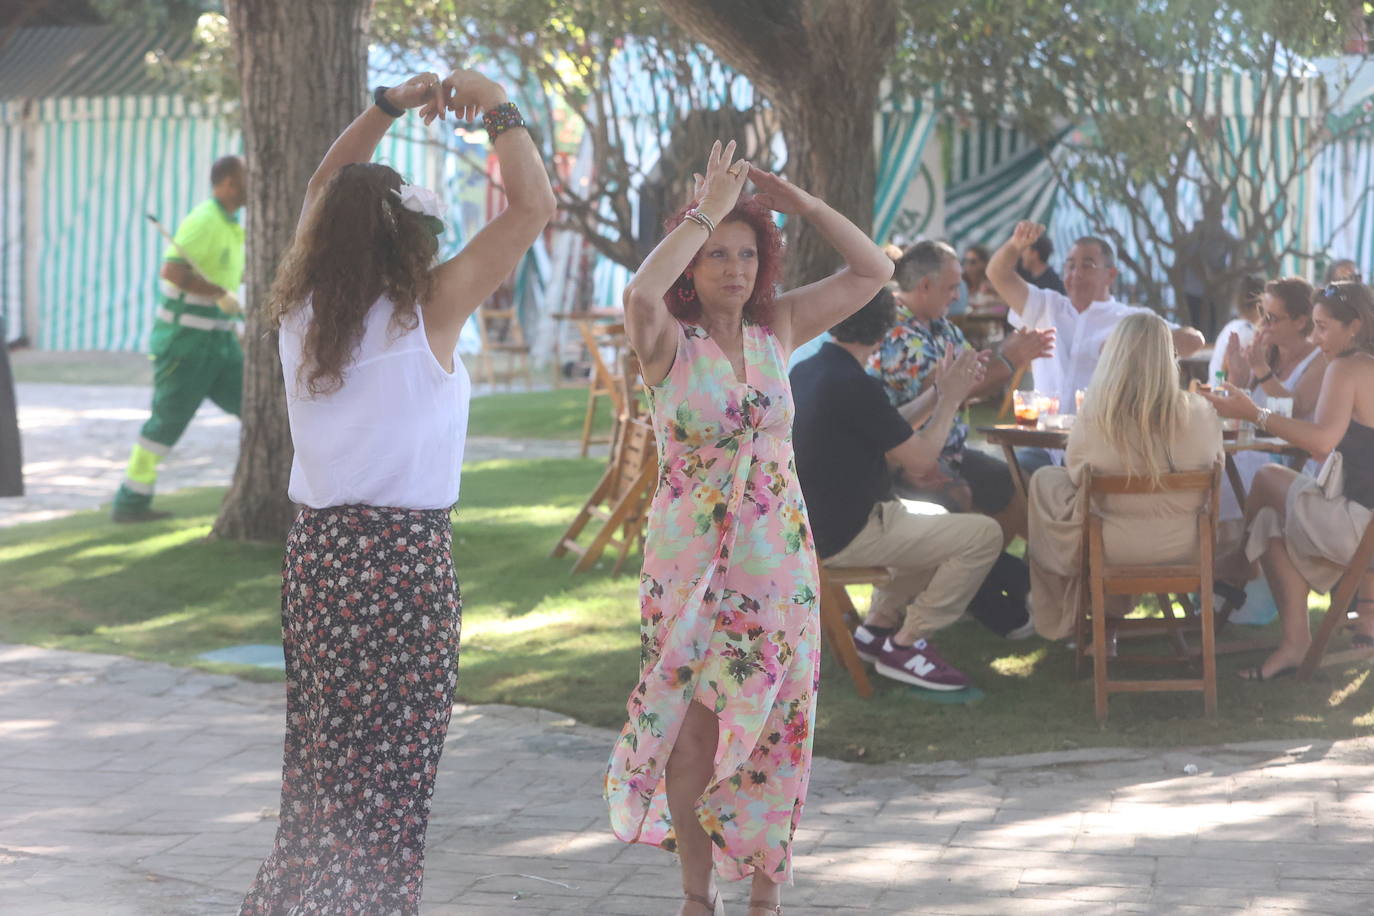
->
[605,320,821,883]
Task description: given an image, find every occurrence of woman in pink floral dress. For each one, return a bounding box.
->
[606,141,893,915]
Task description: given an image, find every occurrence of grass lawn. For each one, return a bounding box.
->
[467,386,614,441]
[3,457,1372,764]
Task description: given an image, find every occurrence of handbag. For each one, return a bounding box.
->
[1315,450,1345,501]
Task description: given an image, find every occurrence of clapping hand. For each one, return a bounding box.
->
[1000,327,1055,367]
[1245,329,1274,377]
[386,72,446,125]
[932,343,985,403]
[748,167,820,216]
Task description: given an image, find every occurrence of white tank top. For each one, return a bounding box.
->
[279,297,470,510]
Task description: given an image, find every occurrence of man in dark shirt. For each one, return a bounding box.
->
[1015,234,1066,294]
[791,288,1005,691]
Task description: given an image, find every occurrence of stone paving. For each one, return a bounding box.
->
[2,644,1374,915]
[0,382,593,528]
[6,377,1374,914]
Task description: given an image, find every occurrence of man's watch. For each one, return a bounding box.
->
[373,85,404,118]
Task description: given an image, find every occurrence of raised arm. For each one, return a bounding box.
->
[298,72,446,233]
[424,70,556,349]
[987,221,1041,316]
[758,169,893,353]
[623,140,751,386]
[1200,359,1360,457]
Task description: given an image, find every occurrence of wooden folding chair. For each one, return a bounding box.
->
[576,319,626,457]
[1077,463,1222,723]
[551,413,658,575]
[1297,515,1374,680]
[474,295,533,389]
[817,566,893,699]
[995,363,1029,421]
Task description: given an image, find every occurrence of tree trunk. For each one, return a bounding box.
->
[212,0,373,542]
[660,0,897,286]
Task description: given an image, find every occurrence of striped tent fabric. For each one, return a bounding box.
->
[1,102,22,342]
[32,94,237,351]
[872,94,940,244]
[1313,133,1374,278]
[943,124,1061,251]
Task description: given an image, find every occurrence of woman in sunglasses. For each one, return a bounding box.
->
[1203,281,1374,680]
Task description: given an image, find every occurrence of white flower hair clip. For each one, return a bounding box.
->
[392,183,447,236]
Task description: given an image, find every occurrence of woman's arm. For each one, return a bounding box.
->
[1291,353,1329,420]
[624,140,750,386]
[758,169,893,353]
[297,73,446,233]
[424,71,556,349]
[1201,360,1359,456]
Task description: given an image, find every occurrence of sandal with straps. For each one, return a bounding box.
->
[748,902,782,915]
[684,890,724,915]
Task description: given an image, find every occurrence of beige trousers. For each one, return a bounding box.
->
[823,498,1002,639]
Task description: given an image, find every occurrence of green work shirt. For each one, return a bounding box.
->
[163,199,245,293]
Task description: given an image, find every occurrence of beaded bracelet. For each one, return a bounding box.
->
[482,102,526,142]
[683,208,716,235]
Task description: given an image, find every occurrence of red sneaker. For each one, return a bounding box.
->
[875,637,971,691]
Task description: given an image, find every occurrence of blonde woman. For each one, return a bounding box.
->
[1026,312,1224,641]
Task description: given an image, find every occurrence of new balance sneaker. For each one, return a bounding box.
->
[853,624,895,664]
[874,637,971,691]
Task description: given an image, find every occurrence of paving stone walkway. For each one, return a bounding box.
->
[0,382,593,528]
[2,644,1373,915]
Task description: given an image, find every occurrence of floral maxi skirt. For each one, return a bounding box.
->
[240,505,461,916]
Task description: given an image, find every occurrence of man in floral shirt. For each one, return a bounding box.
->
[871,240,1053,541]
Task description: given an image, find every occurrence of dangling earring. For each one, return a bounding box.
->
[681,281,696,301]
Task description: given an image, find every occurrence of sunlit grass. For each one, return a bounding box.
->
[3,455,1373,763]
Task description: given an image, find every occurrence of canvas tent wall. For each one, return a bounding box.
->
[1,26,516,354]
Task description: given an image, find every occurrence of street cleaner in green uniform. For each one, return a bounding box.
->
[111,155,247,522]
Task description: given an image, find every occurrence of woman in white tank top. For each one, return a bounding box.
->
[1215,278,1328,599]
[240,69,554,916]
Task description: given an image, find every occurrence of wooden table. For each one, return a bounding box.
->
[976,424,1307,508]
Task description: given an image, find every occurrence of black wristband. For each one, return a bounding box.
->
[1253,370,1274,386]
[373,85,404,118]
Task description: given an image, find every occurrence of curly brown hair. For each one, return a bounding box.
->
[662,195,783,326]
[271,162,439,396]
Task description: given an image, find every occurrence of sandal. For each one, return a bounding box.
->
[684,890,724,916]
[748,902,782,915]
[1239,664,1296,681]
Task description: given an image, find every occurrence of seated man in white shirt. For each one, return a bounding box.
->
[987,221,1206,475]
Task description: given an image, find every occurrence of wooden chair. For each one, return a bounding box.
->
[1297,515,1374,680]
[474,296,533,389]
[817,566,893,699]
[551,413,657,575]
[1077,463,1222,723]
[576,319,626,457]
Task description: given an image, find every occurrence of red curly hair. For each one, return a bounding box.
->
[663,194,783,325]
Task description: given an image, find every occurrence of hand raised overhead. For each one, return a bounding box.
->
[386,72,446,125]
[693,140,750,219]
[747,167,819,216]
[1009,220,1045,251]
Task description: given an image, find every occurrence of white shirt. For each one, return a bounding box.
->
[280,298,470,510]
[1207,317,1257,383]
[1009,286,1165,414]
